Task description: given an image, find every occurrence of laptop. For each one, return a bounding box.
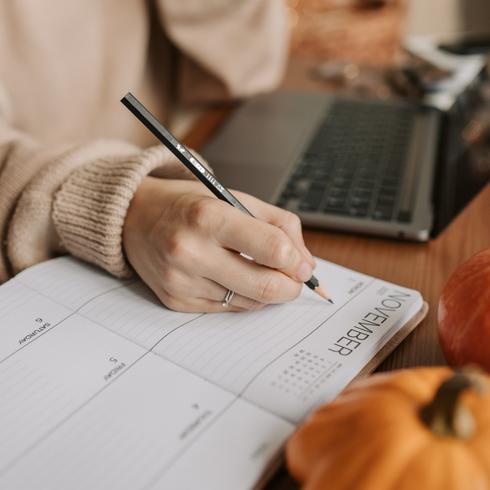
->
[201,92,440,241]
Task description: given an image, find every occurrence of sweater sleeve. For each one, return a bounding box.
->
[0,97,192,283]
[51,145,187,278]
[155,0,290,103]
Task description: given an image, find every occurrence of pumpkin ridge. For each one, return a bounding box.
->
[391,441,441,489]
[469,450,490,486]
[311,421,427,490]
[438,248,490,370]
[362,435,430,490]
[441,301,489,368]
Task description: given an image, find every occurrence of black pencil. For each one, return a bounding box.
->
[121,92,333,303]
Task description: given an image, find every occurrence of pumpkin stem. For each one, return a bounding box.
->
[420,368,486,439]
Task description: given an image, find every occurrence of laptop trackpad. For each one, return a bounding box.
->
[203,92,331,202]
[213,162,286,202]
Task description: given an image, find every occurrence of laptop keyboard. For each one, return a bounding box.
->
[276,100,416,223]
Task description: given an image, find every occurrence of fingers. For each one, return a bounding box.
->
[233,191,315,268]
[153,267,265,312]
[215,206,313,284]
[157,292,246,313]
[156,239,302,307]
[197,278,266,311]
[153,184,314,284]
[201,247,303,304]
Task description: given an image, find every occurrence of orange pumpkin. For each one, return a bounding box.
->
[438,248,490,371]
[286,367,490,490]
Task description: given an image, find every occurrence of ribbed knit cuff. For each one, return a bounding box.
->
[53,145,173,278]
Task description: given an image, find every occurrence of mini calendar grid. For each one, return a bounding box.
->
[270,349,342,402]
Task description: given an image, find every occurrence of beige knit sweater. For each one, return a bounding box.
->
[0,0,289,284]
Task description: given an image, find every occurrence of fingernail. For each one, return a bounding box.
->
[297,261,313,282]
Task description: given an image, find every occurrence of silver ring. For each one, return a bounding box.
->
[221,289,235,308]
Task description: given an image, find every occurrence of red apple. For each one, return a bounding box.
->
[438,248,490,371]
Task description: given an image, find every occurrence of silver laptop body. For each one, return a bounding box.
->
[201,92,441,241]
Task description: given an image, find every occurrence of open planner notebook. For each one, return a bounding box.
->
[0,256,427,490]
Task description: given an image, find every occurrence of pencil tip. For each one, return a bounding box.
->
[314,286,333,304]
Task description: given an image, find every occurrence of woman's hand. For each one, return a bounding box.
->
[123,177,315,312]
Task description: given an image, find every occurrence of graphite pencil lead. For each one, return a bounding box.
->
[314,286,333,303]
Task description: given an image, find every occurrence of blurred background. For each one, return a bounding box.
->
[287,0,490,62]
[287,0,403,64]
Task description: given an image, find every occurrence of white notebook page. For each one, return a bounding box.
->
[0,257,422,489]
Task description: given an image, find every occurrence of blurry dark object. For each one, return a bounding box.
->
[461,73,490,181]
[385,51,453,99]
[311,51,452,101]
[440,36,490,56]
[400,50,453,88]
[385,67,425,99]
[431,64,490,236]
[311,61,392,98]
[356,0,394,8]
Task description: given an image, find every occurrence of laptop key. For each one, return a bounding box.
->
[329,189,349,200]
[357,180,376,190]
[348,207,369,218]
[326,195,346,207]
[324,205,349,215]
[310,181,325,192]
[351,189,373,199]
[300,188,324,211]
[299,202,316,212]
[372,207,393,221]
[312,169,329,180]
[397,210,412,223]
[379,186,398,198]
[350,196,370,207]
[330,182,351,192]
[376,196,396,207]
[381,178,399,188]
